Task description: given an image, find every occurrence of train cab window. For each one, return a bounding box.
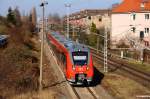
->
[72,51,88,66]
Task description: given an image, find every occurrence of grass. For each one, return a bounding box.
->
[102,73,150,99]
[128,60,150,73]
[110,55,150,74]
[110,49,150,73]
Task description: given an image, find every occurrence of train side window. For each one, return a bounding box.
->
[62,55,66,67]
[1,40,4,44]
[60,53,64,62]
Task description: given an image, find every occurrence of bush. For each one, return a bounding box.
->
[0,44,39,94]
[21,30,32,43]
[87,34,97,47]
[0,25,7,34]
[0,11,39,96]
[116,40,130,48]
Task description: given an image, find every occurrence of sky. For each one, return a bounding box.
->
[0,0,122,17]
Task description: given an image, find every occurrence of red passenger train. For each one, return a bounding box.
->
[46,32,94,85]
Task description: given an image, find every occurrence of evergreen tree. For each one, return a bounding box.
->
[90,22,97,33]
[87,22,98,47]
[7,7,16,25]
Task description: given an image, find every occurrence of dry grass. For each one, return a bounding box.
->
[102,73,150,99]
[12,90,57,99]
[0,43,39,98]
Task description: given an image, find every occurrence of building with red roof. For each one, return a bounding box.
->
[111,0,150,48]
[113,0,150,13]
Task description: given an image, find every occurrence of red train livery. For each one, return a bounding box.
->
[46,32,94,85]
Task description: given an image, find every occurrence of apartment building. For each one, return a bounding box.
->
[111,0,150,48]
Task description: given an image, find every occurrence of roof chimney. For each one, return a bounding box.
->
[140,2,145,10]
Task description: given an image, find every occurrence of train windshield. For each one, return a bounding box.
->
[72,51,88,66]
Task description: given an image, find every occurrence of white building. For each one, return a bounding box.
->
[111,0,150,48]
[69,9,111,30]
[85,13,111,30]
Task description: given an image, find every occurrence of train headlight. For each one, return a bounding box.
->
[72,65,75,70]
[87,66,89,70]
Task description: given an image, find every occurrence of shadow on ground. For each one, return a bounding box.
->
[90,67,104,87]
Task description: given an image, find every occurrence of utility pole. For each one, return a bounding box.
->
[140,48,144,64]
[65,3,71,39]
[39,0,48,91]
[104,26,108,73]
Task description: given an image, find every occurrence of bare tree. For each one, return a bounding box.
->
[53,13,61,24]
[14,6,22,26]
[31,7,37,28]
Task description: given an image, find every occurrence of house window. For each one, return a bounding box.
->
[145,14,149,19]
[133,14,136,20]
[88,16,91,20]
[131,14,136,20]
[131,27,136,33]
[99,18,102,22]
[145,28,149,33]
[140,31,144,40]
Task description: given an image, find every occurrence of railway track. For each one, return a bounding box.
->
[89,47,150,89]
[71,86,98,99]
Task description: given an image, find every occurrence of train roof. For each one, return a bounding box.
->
[49,32,89,52]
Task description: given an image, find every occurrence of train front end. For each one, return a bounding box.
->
[67,46,94,85]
